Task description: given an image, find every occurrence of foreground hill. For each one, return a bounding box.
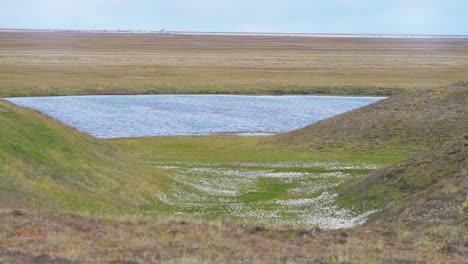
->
[0,99,169,214]
[1,134,465,262]
[264,81,467,150]
[1,209,465,263]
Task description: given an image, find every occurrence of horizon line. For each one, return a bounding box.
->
[1,28,468,38]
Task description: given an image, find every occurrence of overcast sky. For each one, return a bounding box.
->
[1,0,467,35]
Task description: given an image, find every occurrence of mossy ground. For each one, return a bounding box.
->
[110,136,413,227]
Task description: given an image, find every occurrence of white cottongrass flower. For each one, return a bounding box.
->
[150,160,382,229]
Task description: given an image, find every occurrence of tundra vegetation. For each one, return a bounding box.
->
[0,31,466,263]
[1,31,468,97]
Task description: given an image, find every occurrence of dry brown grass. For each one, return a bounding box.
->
[0,210,466,263]
[1,31,468,97]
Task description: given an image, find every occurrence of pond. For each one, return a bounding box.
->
[6,95,384,138]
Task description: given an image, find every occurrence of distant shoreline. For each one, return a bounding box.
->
[1,28,468,39]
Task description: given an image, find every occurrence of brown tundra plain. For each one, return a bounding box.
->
[1,30,468,97]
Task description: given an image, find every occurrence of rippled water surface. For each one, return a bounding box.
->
[7,95,384,138]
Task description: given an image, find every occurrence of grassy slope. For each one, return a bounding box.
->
[338,136,467,224]
[264,81,468,150]
[0,99,170,215]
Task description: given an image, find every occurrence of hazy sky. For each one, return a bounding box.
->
[1,0,467,34]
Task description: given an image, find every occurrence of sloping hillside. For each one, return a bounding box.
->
[264,81,467,150]
[0,99,169,214]
[339,136,467,226]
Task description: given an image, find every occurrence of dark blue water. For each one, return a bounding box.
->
[6,95,384,138]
